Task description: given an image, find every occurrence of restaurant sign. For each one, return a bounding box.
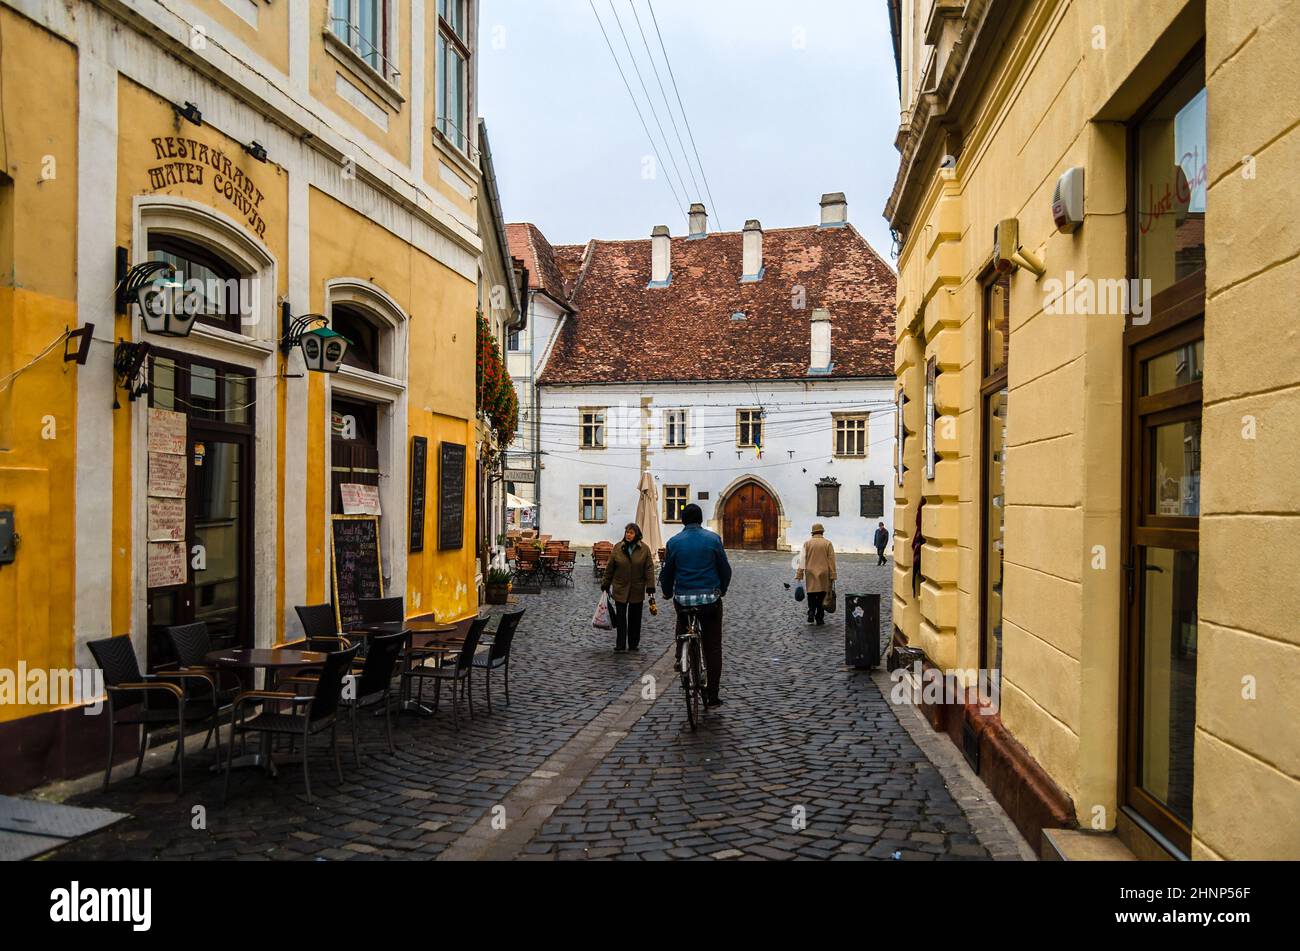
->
[147,136,268,238]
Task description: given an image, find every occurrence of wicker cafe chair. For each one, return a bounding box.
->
[400,615,490,730]
[359,596,405,624]
[164,622,242,709]
[473,609,524,712]
[88,635,224,794]
[551,550,577,587]
[341,630,406,763]
[592,541,613,578]
[223,644,361,804]
[513,547,541,584]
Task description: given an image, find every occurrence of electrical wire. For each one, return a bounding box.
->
[0,330,70,396]
[589,0,686,217]
[646,0,723,229]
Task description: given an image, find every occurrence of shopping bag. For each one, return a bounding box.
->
[592,592,614,630]
[825,587,837,613]
[794,582,806,603]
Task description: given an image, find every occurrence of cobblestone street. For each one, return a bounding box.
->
[47,551,1028,861]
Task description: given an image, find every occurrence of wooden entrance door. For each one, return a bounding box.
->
[722,481,778,550]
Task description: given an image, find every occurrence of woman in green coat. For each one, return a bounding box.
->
[601,522,656,652]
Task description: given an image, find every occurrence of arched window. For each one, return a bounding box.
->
[148,234,244,334]
[331,304,383,375]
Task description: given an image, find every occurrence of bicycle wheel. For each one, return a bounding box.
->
[687,636,705,725]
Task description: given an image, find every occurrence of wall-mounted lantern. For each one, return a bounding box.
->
[116,250,195,338]
[281,305,350,374]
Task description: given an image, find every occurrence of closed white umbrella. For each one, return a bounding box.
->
[635,471,666,563]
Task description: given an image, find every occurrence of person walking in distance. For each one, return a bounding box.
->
[602,522,656,652]
[659,504,732,707]
[797,523,837,626]
[874,521,890,567]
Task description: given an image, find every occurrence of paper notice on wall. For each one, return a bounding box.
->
[147,541,187,588]
[340,483,382,516]
[147,407,187,456]
[148,452,187,498]
[148,497,186,542]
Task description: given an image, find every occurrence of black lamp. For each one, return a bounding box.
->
[118,259,195,338]
[281,308,349,374]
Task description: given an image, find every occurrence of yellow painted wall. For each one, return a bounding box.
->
[192,0,290,76]
[307,187,478,622]
[309,1,412,167]
[0,12,79,724]
[892,0,1300,857]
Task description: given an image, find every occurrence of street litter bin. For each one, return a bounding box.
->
[844,593,880,669]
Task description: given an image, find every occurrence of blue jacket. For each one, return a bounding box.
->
[659,525,732,598]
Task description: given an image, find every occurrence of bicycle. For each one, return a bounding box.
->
[673,599,710,730]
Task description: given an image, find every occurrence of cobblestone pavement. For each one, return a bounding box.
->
[45,550,1026,861]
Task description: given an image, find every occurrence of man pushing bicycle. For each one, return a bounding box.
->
[658,503,732,709]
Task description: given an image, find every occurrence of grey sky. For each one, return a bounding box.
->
[479,0,899,261]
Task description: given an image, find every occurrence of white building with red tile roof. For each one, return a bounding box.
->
[511,194,898,553]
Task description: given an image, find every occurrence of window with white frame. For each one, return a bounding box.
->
[580,409,606,449]
[331,0,398,82]
[737,408,763,448]
[664,485,689,522]
[663,408,688,448]
[436,0,472,153]
[834,414,868,457]
[580,485,607,523]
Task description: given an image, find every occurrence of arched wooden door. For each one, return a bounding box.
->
[721,481,779,550]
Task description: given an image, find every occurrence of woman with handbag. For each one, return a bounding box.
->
[601,522,656,652]
[796,523,837,627]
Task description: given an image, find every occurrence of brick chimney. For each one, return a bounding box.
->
[650,225,671,286]
[688,203,708,238]
[810,307,832,372]
[819,192,848,227]
[742,219,763,282]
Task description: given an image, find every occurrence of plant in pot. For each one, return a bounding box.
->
[485,566,513,604]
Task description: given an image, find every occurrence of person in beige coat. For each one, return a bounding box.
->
[796,524,837,626]
[601,522,656,651]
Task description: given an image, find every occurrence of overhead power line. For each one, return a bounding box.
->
[646,0,724,230]
[588,0,687,221]
[627,0,704,213]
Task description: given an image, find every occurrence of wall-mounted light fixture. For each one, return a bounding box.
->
[281,304,349,374]
[116,249,195,338]
[245,140,269,163]
[174,101,203,126]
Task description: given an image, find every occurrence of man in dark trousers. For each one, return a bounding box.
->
[659,504,732,707]
[873,521,890,566]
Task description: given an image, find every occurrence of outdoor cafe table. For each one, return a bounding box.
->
[203,647,328,772]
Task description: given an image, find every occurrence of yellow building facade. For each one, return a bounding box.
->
[888,0,1299,860]
[0,0,486,790]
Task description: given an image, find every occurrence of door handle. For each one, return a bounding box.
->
[1122,547,1137,605]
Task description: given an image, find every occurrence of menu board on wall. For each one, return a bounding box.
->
[147,408,188,588]
[147,408,187,455]
[438,442,466,551]
[409,436,428,553]
[147,497,186,542]
[330,515,383,629]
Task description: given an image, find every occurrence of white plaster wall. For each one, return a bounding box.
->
[538,380,896,553]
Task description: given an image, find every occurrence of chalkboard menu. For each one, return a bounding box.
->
[409,436,428,552]
[330,515,383,629]
[438,441,466,551]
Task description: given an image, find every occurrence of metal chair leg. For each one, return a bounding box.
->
[505,660,510,706]
[384,694,394,755]
[451,679,460,731]
[103,720,115,792]
[302,729,312,803]
[222,722,237,804]
[177,713,185,796]
[332,722,343,784]
[351,704,361,767]
[135,725,147,777]
[467,672,474,719]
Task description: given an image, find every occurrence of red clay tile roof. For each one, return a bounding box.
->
[506,222,570,305]
[538,224,896,384]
